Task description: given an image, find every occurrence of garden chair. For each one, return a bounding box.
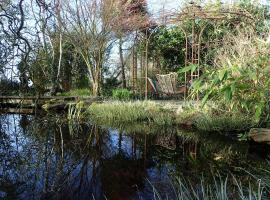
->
[148,72,187,96]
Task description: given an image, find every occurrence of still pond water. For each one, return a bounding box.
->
[0,114,270,200]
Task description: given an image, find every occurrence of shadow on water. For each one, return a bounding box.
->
[0,114,270,200]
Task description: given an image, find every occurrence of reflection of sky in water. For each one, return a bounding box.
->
[107,128,135,157]
[0,114,268,199]
[0,114,178,200]
[0,114,33,152]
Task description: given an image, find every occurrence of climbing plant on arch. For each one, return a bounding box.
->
[142,2,256,99]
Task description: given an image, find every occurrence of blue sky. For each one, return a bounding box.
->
[147,0,182,14]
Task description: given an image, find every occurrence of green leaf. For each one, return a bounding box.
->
[190,64,198,73]
[237,84,249,90]
[202,91,211,106]
[231,83,236,94]
[255,102,264,122]
[224,87,232,101]
[241,102,249,112]
[192,79,202,91]
[179,64,198,73]
[247,70,257,81]
[218,69,227,81]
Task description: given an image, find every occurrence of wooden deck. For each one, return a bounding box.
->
[0,108,37,115]
[0,96,78,107]
[0,96,99,113]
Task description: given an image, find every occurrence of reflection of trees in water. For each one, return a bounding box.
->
[0,114,33,199]
[0,115,93,199]
[99,131,150,200]
[1,114,270,199]
[0,115,152,199]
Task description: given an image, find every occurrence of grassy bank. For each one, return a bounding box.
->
[86,101,174,127]
[86,101,256,133]
[85,101,257,134]
[176,101,257,133]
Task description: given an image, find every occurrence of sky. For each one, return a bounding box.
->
[147,0,269,15]
[147,0,182,14]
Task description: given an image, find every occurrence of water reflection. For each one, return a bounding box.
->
[0,114,269,200]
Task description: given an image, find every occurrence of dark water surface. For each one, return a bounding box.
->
[0,114,270,200]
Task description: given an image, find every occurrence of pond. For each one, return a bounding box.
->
[0,114,270,200]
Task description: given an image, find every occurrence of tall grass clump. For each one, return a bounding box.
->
[176,101,257,133]
[87,101,174,127]
[150,174,268,200]
[67,101,85,121]
[195,112,256,133]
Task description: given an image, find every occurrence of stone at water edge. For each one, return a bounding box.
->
[249,128,270,145]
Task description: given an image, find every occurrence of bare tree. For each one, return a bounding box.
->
[28,0,69,94]
[62,0,116,96]
[0,0,31,89]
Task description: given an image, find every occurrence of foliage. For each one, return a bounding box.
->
[62,0,117,96]
[0,79,20,96]
[102,77,121,96]
[28,35,90,95]
[87,101,174,127]
[144,26,186,72]
[112,88,132,100]
[189,28,270,124]
[59,42,90,90]
[29,49,53,94]
[58,88,91,97]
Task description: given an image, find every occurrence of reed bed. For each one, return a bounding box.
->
[86,101,174,127]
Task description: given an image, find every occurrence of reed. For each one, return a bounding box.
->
[67,101,85,121]
[86,101,174,127]
[150,174,268,200]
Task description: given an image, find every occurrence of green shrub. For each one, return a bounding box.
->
[188,28,270,123]
[58,88,91,97]
[112,89,132,101]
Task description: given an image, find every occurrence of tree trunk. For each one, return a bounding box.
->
[92,68,101,97]
[134,46,137,91]
[92,82,99,97]
[119,38,126,88]
[132,46,135,92]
